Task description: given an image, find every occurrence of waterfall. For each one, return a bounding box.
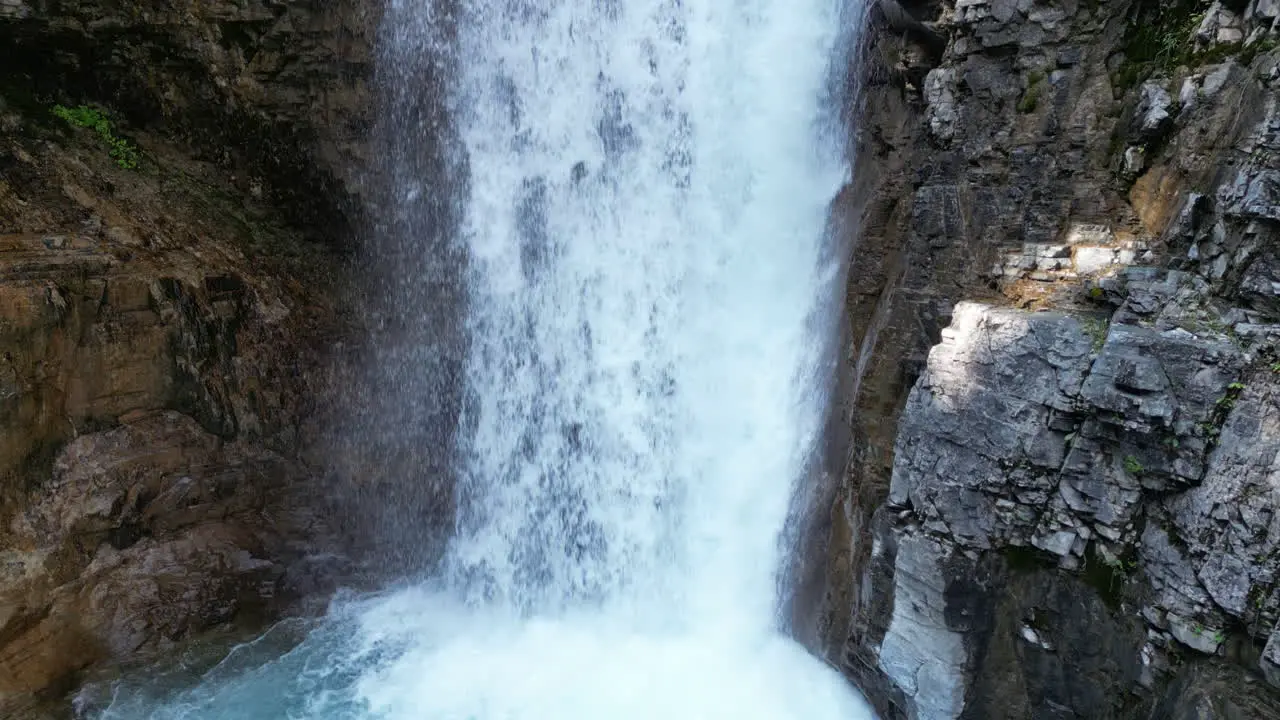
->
[96,0,871,717]
[445,0,848,618]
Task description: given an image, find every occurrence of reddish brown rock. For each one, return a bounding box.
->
[0,62,361,711]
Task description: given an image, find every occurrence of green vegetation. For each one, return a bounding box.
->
[1198,419,1222,442]
[1125,0,1204,69]
[1103,552,1140,574]
[51,104,140,170]
[1080,316,1110,352]
[1200,378,1247,446]
[1083,545,1134,610]
[1237,37,1280,66]
[1113,0,1206,90]
[1123,455,1145,475]
[1216,381,1246,412]
[1249,585,1269,611]
[1115,0,1280,91]
[1018,70,1046,114]
[1189,622,1226,644]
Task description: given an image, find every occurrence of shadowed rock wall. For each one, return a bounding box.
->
[0,1,385,714]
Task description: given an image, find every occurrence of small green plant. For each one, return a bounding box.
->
[1125,0,1203,68]
[1238,37,1280,66]
[1114,0,1222,89]
[1123,455,1145,475]
[1080,316,1109,352]
[1189,623,1225,644]
[1269,361,1280,373]
[1083,544,1129,609]
[1102,553,1139,573]
[1215,381,1245,411]
[1018,74,1045,114]
[1201,378,1248,447]
[51,104,140,170]
[1198,420,1222,440]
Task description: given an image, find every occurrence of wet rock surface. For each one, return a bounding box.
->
[11,0,1280,717]
[0,2,380,712]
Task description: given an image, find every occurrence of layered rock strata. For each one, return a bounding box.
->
[0,1,380,713]
[820,0,1280,717]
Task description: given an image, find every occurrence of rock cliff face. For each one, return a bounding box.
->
[819,0,1280,717]
[1,0,377,243]
[13,0,1280,717]
[0,1,379,715]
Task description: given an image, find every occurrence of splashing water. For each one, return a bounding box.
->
[97,0,871,717]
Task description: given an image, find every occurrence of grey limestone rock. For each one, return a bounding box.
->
[829,0,1280,716]
[877,534,969,720]
[924,68,960,143]
[0,0,27,19]
[1221,169,1280,223]
[1133,82,1174,140]
[878,293,1277,716]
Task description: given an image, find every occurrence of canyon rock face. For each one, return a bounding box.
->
[13,0,1280,718]
[0,0,380,715]
[0,0,378,243]
[819,0,1280,717]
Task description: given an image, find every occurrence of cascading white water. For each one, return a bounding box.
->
[448,0,848,620]
[95,1,870,717]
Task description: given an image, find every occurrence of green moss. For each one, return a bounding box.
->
[1238,37,1280,66]
[1216,390,1239,412]
[51,104,141,170]
[1123,455,1145,475]
[1018,73,1046,114]
[1115,1,1277,92]
[1248,585,1269,612]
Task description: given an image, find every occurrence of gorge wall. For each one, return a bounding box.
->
[7,0,1280,718]
[0,1,383,715]
[817,0,1280,718]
